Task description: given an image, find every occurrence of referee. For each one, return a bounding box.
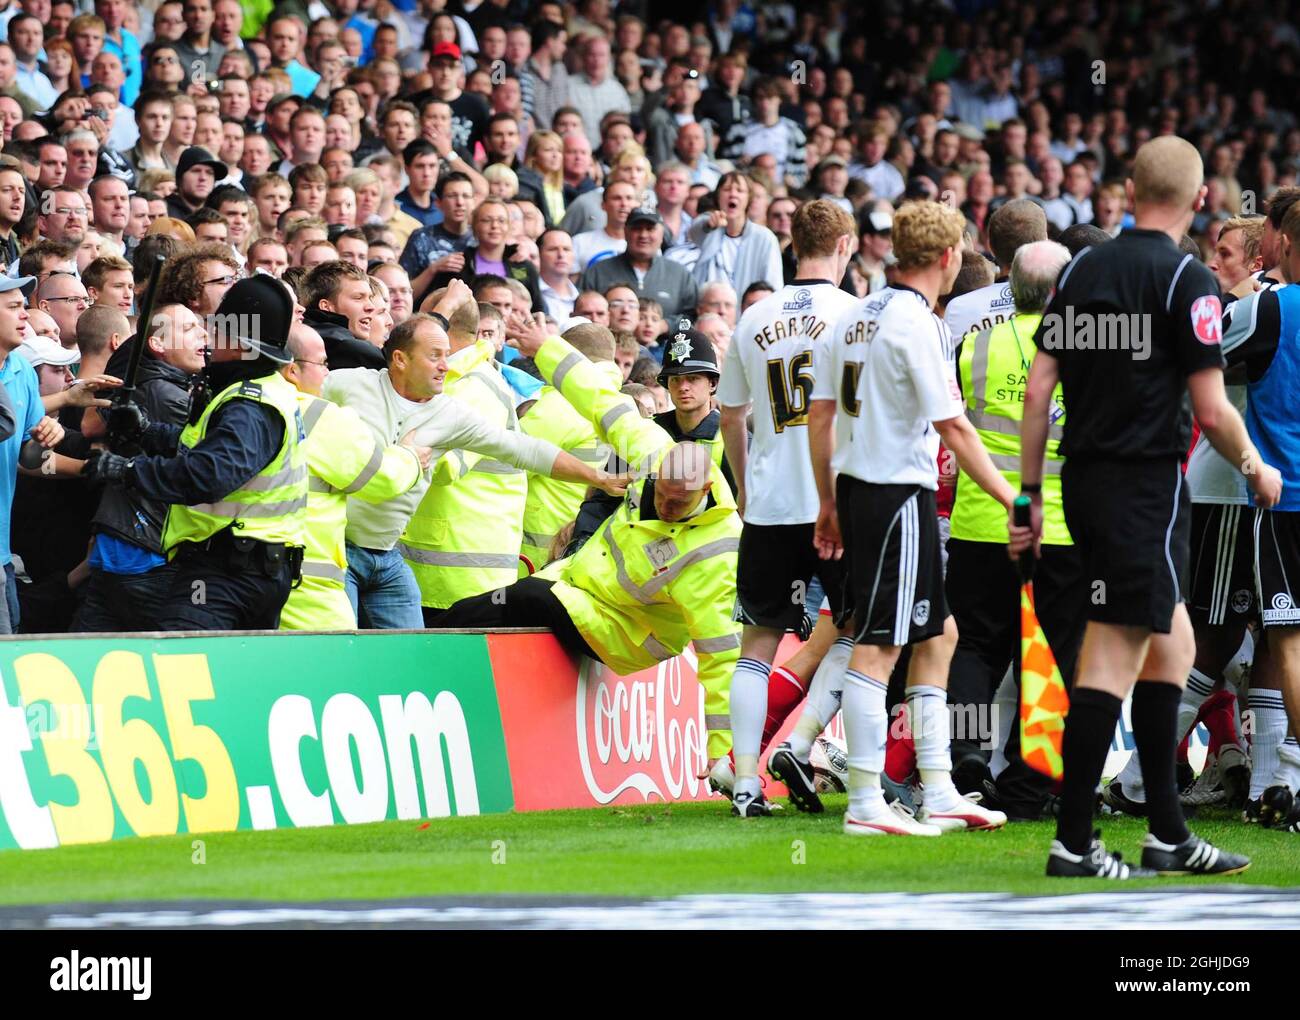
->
[1013,136,1283,879]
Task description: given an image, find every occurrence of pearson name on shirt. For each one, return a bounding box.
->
[750,315,832,350]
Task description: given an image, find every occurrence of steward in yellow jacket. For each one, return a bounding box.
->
[518,323,621,571]
[278,323,432,630]
[432,322,743,761]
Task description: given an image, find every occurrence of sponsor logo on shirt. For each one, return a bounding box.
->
[783,288,813,312]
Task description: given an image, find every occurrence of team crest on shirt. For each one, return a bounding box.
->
[1231,589,1253,614]
[912,600,931,626]
[1190,295,1223,345]
[669,334,692,362]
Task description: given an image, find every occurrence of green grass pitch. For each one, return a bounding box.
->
[2,799,1299,905]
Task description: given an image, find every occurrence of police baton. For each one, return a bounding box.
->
[116,254,168,403]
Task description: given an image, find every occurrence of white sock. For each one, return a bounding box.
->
[988,667,1016,777]
[1177,666,1216,743]
[730,656,772,799]
[1272,736,1300,793]
[1247,689,1287,799]
[843,669,888,817]
[788,637,852,760]
[907,684,960,808]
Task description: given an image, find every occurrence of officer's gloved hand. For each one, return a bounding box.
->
[82,450,133,485]
[104,400,149,448]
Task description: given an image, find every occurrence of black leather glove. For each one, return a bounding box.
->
[105,400,149,448]
[82,450,133,485]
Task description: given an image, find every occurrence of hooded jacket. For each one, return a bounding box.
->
[306,306,386,371]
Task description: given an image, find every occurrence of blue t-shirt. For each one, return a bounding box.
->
[0,353,47,565]
[90,534,167,574]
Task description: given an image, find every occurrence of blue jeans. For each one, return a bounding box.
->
[345,543,425,630]
[0,561,14,634]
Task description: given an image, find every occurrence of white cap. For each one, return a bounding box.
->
[17,333,80,368]
[559,315,592,333]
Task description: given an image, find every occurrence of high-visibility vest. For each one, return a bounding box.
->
[279,393,424,631]
[399,350,528,609]
[162,372,308,554]
[950,313,1072,546]
[534,335,742,759]
[518,361,621,571]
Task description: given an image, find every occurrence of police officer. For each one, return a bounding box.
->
[945,240,1086,819]
[279,322,433,631]
[400,290,529,622]
[655,323,736,493]
[517,322,622,572]
[84,276,309,631]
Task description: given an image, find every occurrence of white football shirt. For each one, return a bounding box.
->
[718,281,859,524]
[943,280,1016,343]
[814,285,963,488]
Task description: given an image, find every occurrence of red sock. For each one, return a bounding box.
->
[1199,691,1240,754]
[885,709,915,783]
[760,666,806,752]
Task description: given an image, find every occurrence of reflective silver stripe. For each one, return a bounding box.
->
[237,463,308,492]
[603,527,739,603]
[303,398,330,435]
[639,537,739,598]
[694,633,741,653]
[969,326,992,415]
[551,351,583,392]
[190,495,308,518]
[704,714,730,730]
[603,524,651,604]
[300,561,346,582]
[968,408,1065,444]
[522,529,556,548]
[308,475,337,494]
[465,365,517,418]
[600,400,635,432]
[450,450,468,476]
[396,543,519,569]
[988,453,1061,475]
[343,443,385,493]
[570,444,609,463]
[471,458,524,475]
[642,633,673,659]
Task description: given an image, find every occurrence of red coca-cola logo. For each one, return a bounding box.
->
[575,652,708,804]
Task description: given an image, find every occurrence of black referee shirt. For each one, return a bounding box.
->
[1032,228,1226,461]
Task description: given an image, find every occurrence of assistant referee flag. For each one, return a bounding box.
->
[1014,496,1069,779]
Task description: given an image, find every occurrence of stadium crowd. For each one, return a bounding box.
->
[0,0,1298,861]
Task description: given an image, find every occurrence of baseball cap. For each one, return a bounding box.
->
[267,93,301,115]
[626,207,662,228]
[176,146,228,182]
[865,208,893,233]
[954,123,986,142]
[17,333,79,368]
[816,155,848,172]
[431,41,462,62]
[0,275,36,299]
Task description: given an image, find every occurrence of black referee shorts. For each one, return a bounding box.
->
[1061,458,1190,633]
[1254,509,1300,628]
[734,522,846,633]
[837,474,947,647]
[1187,502,1256,627]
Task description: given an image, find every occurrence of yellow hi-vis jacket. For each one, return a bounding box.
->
[533,335,742,759]
[519,360,622,571]
[400,342,528,609]
[279,393,425,630]
[951,312,1072,545]
[163,372,308,554]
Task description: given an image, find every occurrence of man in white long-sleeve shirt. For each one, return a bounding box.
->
[322,281,627,628]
